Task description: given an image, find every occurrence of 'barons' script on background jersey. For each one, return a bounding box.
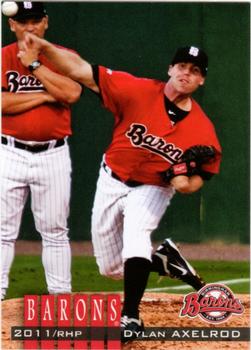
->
[126,123,183,164]
[6,71,44,93]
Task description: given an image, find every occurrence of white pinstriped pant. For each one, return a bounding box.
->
[0,142,72,297]
[91,162,175,279]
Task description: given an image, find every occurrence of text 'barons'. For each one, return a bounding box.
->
[23,294,121,349]
[126,123,182,163]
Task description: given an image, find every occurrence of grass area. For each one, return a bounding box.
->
[6,256,250,299]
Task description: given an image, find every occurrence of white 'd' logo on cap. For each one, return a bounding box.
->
[24,2,32,9]
[189,46,199,57]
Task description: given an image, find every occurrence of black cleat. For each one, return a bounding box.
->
[153,238,205,290]
[120,315,144,343]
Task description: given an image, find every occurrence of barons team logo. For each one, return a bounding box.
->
[180,283,244,323]
[126,123,183,163]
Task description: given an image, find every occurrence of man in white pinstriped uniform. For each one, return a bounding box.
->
[21,32,222,343]
[1,2,82,299]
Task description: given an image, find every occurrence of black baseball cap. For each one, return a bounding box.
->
[171,46,208,76]
[11,2,46,21]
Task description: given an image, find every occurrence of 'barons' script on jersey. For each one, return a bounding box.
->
[6,71,44,92]
[126,123,183,163]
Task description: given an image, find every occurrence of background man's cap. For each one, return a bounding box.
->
[171,46,208,76]
[12,2,46,21]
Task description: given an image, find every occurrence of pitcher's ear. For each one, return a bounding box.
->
[9,18,16,32]
[199,78,205,86]
[168,65,173,77]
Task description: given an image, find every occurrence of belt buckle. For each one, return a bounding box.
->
[19,142,49,153]
[31,144,49,153]
[125,180,142,187]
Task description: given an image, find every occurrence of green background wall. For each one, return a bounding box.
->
[2,2,250,243]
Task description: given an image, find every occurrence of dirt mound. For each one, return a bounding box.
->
[1,293,250,350]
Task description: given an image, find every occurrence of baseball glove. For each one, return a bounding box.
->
[162,145,216,182]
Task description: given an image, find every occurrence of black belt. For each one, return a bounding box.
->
[102,162,143,188]
[1,136,65,153]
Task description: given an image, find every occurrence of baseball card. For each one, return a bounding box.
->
[1,1,250,350]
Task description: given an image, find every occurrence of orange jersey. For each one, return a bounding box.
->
[2,42,74,141]
[98,66,222,187]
